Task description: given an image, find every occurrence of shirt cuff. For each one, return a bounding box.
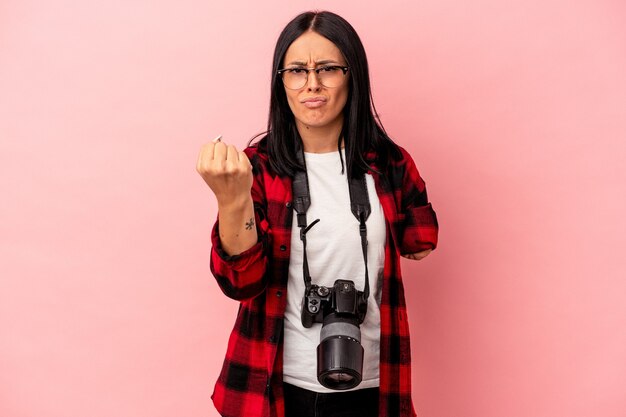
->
[400,203,439,254]
[210,218,269,271]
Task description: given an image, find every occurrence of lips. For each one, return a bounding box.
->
[301,96,327,109]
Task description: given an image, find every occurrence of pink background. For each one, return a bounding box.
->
[1,1,625,416]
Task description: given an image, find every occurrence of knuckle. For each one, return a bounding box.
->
[225,165,238,176]
[214,161,226,172]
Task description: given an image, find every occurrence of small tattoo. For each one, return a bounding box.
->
[245,218,255,230]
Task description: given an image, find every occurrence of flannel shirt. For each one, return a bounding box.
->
[209,141,439,417]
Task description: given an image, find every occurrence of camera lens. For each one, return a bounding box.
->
[316,313,364,390]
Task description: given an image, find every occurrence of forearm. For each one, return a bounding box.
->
[217,196,258,256]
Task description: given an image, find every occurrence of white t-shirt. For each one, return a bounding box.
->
[282,148,386,393]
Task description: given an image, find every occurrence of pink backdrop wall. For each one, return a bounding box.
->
[1,1,625,416]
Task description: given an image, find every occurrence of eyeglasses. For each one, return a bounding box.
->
[277,65,350,90]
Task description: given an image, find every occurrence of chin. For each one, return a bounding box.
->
[303,120,330,128]
[297,114,339,128]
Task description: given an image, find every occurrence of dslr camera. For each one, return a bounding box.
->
[301,279,368,390]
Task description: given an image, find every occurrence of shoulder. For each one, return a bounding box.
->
[366,136,414,169]
[243,136,270,171]
[390,143,416,167]
[387,144,422,180]
[243,137,268,159]
[370,141,418,176]
[372,142,427,198]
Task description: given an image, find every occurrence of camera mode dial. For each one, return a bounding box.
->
[317,286,330,297]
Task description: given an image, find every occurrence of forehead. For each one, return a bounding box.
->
[283,31,345,65]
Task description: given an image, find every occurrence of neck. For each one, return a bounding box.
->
[296,116,344,153]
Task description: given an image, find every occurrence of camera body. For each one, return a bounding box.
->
[301,279,367,328]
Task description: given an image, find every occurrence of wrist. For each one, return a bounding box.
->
[217,194,253,212]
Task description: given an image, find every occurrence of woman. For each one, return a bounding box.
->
[196,10,438,417]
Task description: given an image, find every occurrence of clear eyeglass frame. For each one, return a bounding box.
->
[277,65,350,90]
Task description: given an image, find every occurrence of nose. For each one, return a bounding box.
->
[306,69,322,91]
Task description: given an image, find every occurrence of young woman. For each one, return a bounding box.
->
[196,10,439,417]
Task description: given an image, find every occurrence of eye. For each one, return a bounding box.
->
[318,66,338,73]
[289,68,306,74]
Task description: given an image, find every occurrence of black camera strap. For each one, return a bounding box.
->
[292,147,371,300]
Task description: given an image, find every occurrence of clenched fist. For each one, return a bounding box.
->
[196,136,253,207]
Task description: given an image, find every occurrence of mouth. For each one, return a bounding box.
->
[301,97,327,109]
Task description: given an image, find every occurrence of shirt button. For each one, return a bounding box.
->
[279,245,287,251]
[286,202,292,208]
[276,290,282,297]
[269,336,276,343]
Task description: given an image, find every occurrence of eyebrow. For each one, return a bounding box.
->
[285,59,342,66]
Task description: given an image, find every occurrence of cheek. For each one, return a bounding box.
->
[332,87,349,113]
[284,91,300,115]
[337,89,349,109]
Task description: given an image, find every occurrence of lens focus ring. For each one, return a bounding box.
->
[319,321,361,342]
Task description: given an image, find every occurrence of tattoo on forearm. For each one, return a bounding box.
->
[245,218,255,230]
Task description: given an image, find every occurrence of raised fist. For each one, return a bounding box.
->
[196,136,253,207]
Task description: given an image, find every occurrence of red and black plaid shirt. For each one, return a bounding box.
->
[209,142,438,417]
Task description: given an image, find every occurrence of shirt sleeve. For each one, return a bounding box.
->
[209,150,272,300]
[398,148,439,255]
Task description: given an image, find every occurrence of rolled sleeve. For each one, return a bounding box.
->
[398,147,439,255]
[400,202,438,255]
[210,204,272,301]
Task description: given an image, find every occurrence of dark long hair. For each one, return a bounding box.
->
[249,10,401,178]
